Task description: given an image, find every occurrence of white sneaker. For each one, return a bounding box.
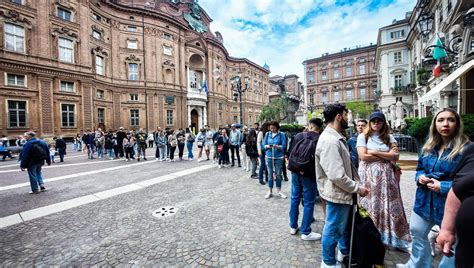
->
[264,192,272,199]
[301,232,322,241]
[396,264,408,268]
[320,260,341,268]
[336,250,347,263]
[277,192,287,199]
[198,158,202,162]
[290,227,299,235]
[218,165,222,168]
[212,160,216,164]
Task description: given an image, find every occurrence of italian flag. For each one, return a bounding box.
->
[433,37,447,77]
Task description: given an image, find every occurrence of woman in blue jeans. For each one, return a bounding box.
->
[185,128,195,160]
[257,123,268,185]
[397,108,470,268]
[262,121,287,199]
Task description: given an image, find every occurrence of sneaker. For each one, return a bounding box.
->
[143,158,147,161]
[218,165,222,169]
[29,191,40,194]
[198,158,202,162]
[259,180,266,185]
[277,192,287,199]
[396,264,408,268]
[40,186,46,192]
[212,160,216,164]
[290,227,299,235]
[238,165,241,168]
[301,232,322,241]
[321,260,341,268]
[264,192,272,199]
[336,250,347,263]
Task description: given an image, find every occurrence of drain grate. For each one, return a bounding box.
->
[152,206,177,218]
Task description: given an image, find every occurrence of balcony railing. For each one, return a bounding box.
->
[390,84,416,94]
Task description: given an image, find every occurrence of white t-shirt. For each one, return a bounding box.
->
[356,133,396,152]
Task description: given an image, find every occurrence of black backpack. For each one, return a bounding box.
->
[287,132,318,176]
[29,142,48,161]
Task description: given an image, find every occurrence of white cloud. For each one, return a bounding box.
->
[199,0,415,81]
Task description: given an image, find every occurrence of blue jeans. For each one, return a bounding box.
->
[265,157,282,189]
[27,164,44,192]
[187,141,194,159]
[405,212,454,268]
[289,173,317,235]
[97,146,104,158]
[107,148,114,158]
[158,145,167,160]
[258,154,267,181]
[322,201,351,265]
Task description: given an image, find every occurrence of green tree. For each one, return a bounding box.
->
[258,97,291,122]
[345,100,372,119]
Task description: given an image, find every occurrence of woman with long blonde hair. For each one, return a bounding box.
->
[397,108,470,268]
[356,111,411,251]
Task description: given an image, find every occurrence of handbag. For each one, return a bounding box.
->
[217,144,224,152]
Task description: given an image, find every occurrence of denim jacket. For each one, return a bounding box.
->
[262,131,287,159]
[413,144,465,225]
[347,135,359,168]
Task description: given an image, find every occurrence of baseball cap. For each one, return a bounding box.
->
[369,111,386,122]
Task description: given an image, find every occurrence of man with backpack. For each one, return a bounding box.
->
[20,132,51,194]
[288,118,324,241]
[135,128,148,161]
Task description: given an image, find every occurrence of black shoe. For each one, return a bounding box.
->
[259,180,265,185]
[231,164,235,167]
[137,158,140,161]
[238,165,241,168]
[284,178,289,181]
[144,158,147,161]
[40,186,46,192]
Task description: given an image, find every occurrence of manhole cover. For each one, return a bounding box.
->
[152,206,177,218]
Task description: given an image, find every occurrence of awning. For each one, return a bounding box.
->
[419,59,474,102]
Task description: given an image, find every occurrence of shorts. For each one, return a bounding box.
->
[204,143,212,150]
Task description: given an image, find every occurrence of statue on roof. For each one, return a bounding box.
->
[183,0,208,33]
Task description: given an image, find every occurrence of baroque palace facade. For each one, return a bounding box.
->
[0,0,270,138]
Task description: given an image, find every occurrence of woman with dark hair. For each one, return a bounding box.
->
[176,129,185,161]
[245,129,259,178]
[257,123,269,185]
[185,127,195,160]
[262,121,287,199]
[357,111,411,251]
[217,129,230,168]
[398,108,469,268]
[168,129,177,162]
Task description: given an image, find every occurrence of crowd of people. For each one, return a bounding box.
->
[6,102,474,267]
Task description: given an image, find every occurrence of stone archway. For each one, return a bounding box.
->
[191,109,199,133]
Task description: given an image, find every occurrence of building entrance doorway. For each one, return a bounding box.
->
[191,109,199,133]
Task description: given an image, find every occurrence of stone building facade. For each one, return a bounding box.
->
[303,45,378,113]
[0,0,269,139]
[268,74,303,124]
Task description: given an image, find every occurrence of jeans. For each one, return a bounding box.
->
[265,157,282,189]
[107,148,114,158]
[155,145,160,158]
[158,145,167,160]
[219,149,229,165]
[230,144,241,165]
[289,173,317,235]
[27,164,44,192]
[405,212,454,268]
[258,154,267,182]
[125,147,133,160]
[186,141,194,159]
[322,201,351,266]
[178,143,185,159]
[87,144,95,159]
[169,146,176,160]
[250,157,258,176]
[97,146,104,158]
[137,143,146,159]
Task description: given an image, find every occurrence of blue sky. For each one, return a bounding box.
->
[199,0,416,80]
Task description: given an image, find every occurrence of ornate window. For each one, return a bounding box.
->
[6,73,26,87]
[128,63,139,80]
[333,91,340,102]
[8,100,27,128]
[129,94,138,101]
[57,7,72,22]
[333,69,339,79]
[96,89,104,99]
[190,70,198,89]
[127,40,138,49]
[60,81,74,92]
[322,92,328,103]
[4,23,25,53]
[130,109,139,126]
[97,108,105,124]
[309,93,314,105]
[95,55,104,75]
[127,26,137,32]
[61,104,75,127]
[359,65,366,75]
[346,90,353,101]
[321,71,327,80]
[166,110,173,125]
[346,66,352,76]
[308,72,314,82]
[92,30,101,40]
[163,45,173,56]
[10,0,24,4]
[359,87,366,99]
[394,51,402,64]
[58,37,74,63]
[394,74,403,88]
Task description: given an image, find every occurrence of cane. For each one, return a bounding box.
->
[348,193,357,267]
[272,145,276,181]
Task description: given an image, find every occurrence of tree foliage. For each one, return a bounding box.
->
[345,100,373,119]
[258,97,291,122]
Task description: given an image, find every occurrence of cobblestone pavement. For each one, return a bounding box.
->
[0,149,441,267]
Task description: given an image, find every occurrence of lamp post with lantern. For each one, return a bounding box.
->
[231,75,250,125]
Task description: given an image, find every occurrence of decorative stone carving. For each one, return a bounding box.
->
[52,27,79,40]
[125,55,140,62]
[0,9,32,29]
[92,24,104,33]
[144,27,160,36]
[110,20,120,30]
[92,46,108,57]
[162,59,175,67]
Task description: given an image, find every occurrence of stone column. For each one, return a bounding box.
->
[203,105,207,127]
[187,105,191,127]
[113,92,122,129]
[38,77,54,136]
[82,83,93,131]
[444,93,450,109]
[186,66,190,90]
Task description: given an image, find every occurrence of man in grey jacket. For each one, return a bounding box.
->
[315,104,369,268]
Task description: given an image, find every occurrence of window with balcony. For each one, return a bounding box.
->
[359,65,366,75]
[394,74,403,88]
[8,100,26,128]
[96,90,104,99]
[309,93,314,105]
[334,69,339,79]
[97,108,105,124]
[58,38,74,63]
[130,94,138,101]
[394,51,402,64]
[61,104,75,127]
[4,23,25,53]
[360,87,366,99]
[95,55,104,75]
[127,40,138,49]
[57,7,72,22]
[130,109,139,126]
[128,63,138,80]
[92,30,101,40]
[166,110,174,125]
[321,71,327,80]
[6,74,25,87]
[60,81,74,92]
[190,71,198,89]
[346,67,352,76]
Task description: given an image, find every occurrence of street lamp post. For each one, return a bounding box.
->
[231,75,250,125]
